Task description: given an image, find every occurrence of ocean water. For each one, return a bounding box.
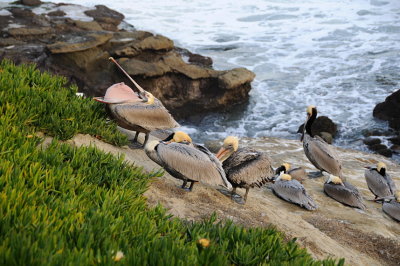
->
[4,0,400,156]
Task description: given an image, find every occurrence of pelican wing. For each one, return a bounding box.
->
[156,142,231,188]
[271,180,317,210]
[364,169,393,198]
[385,173,397,194]
[223,148,274,187]
[303,134,343,179]
[382,200,400,222]
[324,182,365,209]
[110,99,179,131]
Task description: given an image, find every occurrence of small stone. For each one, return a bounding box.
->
[363,137,381,146]
[218,68,256,90]
[20,0,42,6]
[389,136,400,145]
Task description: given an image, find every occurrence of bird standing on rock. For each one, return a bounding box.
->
[302,105,344,180]
[382,191,400,222]
[365,162,396,200]
[145,131,232,191]
[94,57,179,148]
[324,175,365,210]
[215,136,274,203]
[270,173,317,210]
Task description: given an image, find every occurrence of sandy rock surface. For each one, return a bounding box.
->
[65,132,400,266]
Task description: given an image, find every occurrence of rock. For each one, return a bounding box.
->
[363,137,381,146]
[218,68,256,90]
[0,44,47,65]
[389,136,400,145]
[298,116,338,139]
[390,144,400,153]
[20,0,42,6]
[71,20,103,31]
[163,53,212,79]
[8,27,52,36]
[47,10,66,17]
[84,5,124,31]
[373,89,400,131]
[176,47,213,67]
[376,148,392,157]
[118,58,170,77]
[319,132,333,144]
[368,144,388,152]
[115,35,174,57]
[47,32,113,54]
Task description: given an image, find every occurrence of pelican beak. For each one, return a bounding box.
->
[216,147,229,160]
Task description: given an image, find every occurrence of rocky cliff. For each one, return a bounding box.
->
[0,2,255,118]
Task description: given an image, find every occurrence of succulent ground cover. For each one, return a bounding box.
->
[0,60,343,265]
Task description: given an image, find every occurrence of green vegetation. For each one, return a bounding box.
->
[0,60,344,265]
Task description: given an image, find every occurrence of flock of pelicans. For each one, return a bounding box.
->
[94,57,399,222]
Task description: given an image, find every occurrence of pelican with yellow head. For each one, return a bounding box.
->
[215,136,274,203]
[365,162,396,200]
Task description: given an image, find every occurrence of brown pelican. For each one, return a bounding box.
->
[274,163,308,183]
[382,191,400,222]
[302,106,344,180]
[144,132,232,191]
[324,175,365,210]
[365,162,396,200]
[94,57,179,147]
[215,136,274,203]
[270,173,317,210]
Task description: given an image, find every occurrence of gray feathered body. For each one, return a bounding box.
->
[382,199,400,222]
[324,181,365,210]
[303,134,344,180]
[364,169,396,198]
[108,99,179,133]
[222,148,274,189]
[271,179,318,210]
[147,142,231,189]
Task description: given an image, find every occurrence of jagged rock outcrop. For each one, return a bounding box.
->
[373,89,400,131]
[0,2,255,118]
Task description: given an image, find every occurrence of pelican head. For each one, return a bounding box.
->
[275,163,291,175]
[377,162,387,175]
[395,191,400,203]
[306,105,317,118]
[139,91,155,104]
[216,136,239,162]
[163,131,193,144]
[276,173,292,182]
[327,174,344,185]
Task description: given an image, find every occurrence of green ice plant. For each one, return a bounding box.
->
[0,60,344,265]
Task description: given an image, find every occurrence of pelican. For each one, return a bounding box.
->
[302,106,344,180]
[270,173,317,210]
[365,162,396,200]
[324,175,365,210]
[382,191,400,222]
[215,136,274,203]
[94,57,179,147]
[274,163,308,183]
[144,132,232,191]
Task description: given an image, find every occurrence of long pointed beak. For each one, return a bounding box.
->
[109,57,146,94]
[216,147,229,160]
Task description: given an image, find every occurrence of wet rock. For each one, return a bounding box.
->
[1,44,47,65]
[71,20,103,31]
[176,47,213,67]
[389,136,400,145]
[20,0,42,6]
[376,149,392,157]
[361,129,393,137]
[391,144,400,153]
[163,53,212,79]
[115,35,174,57]
[320,132,333,144]
[298,116,338,140]
[368,144,388,152]
[373,89,400,131]
[47,31,113,54]
[363,137,381,146]
[47,10,66,17]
